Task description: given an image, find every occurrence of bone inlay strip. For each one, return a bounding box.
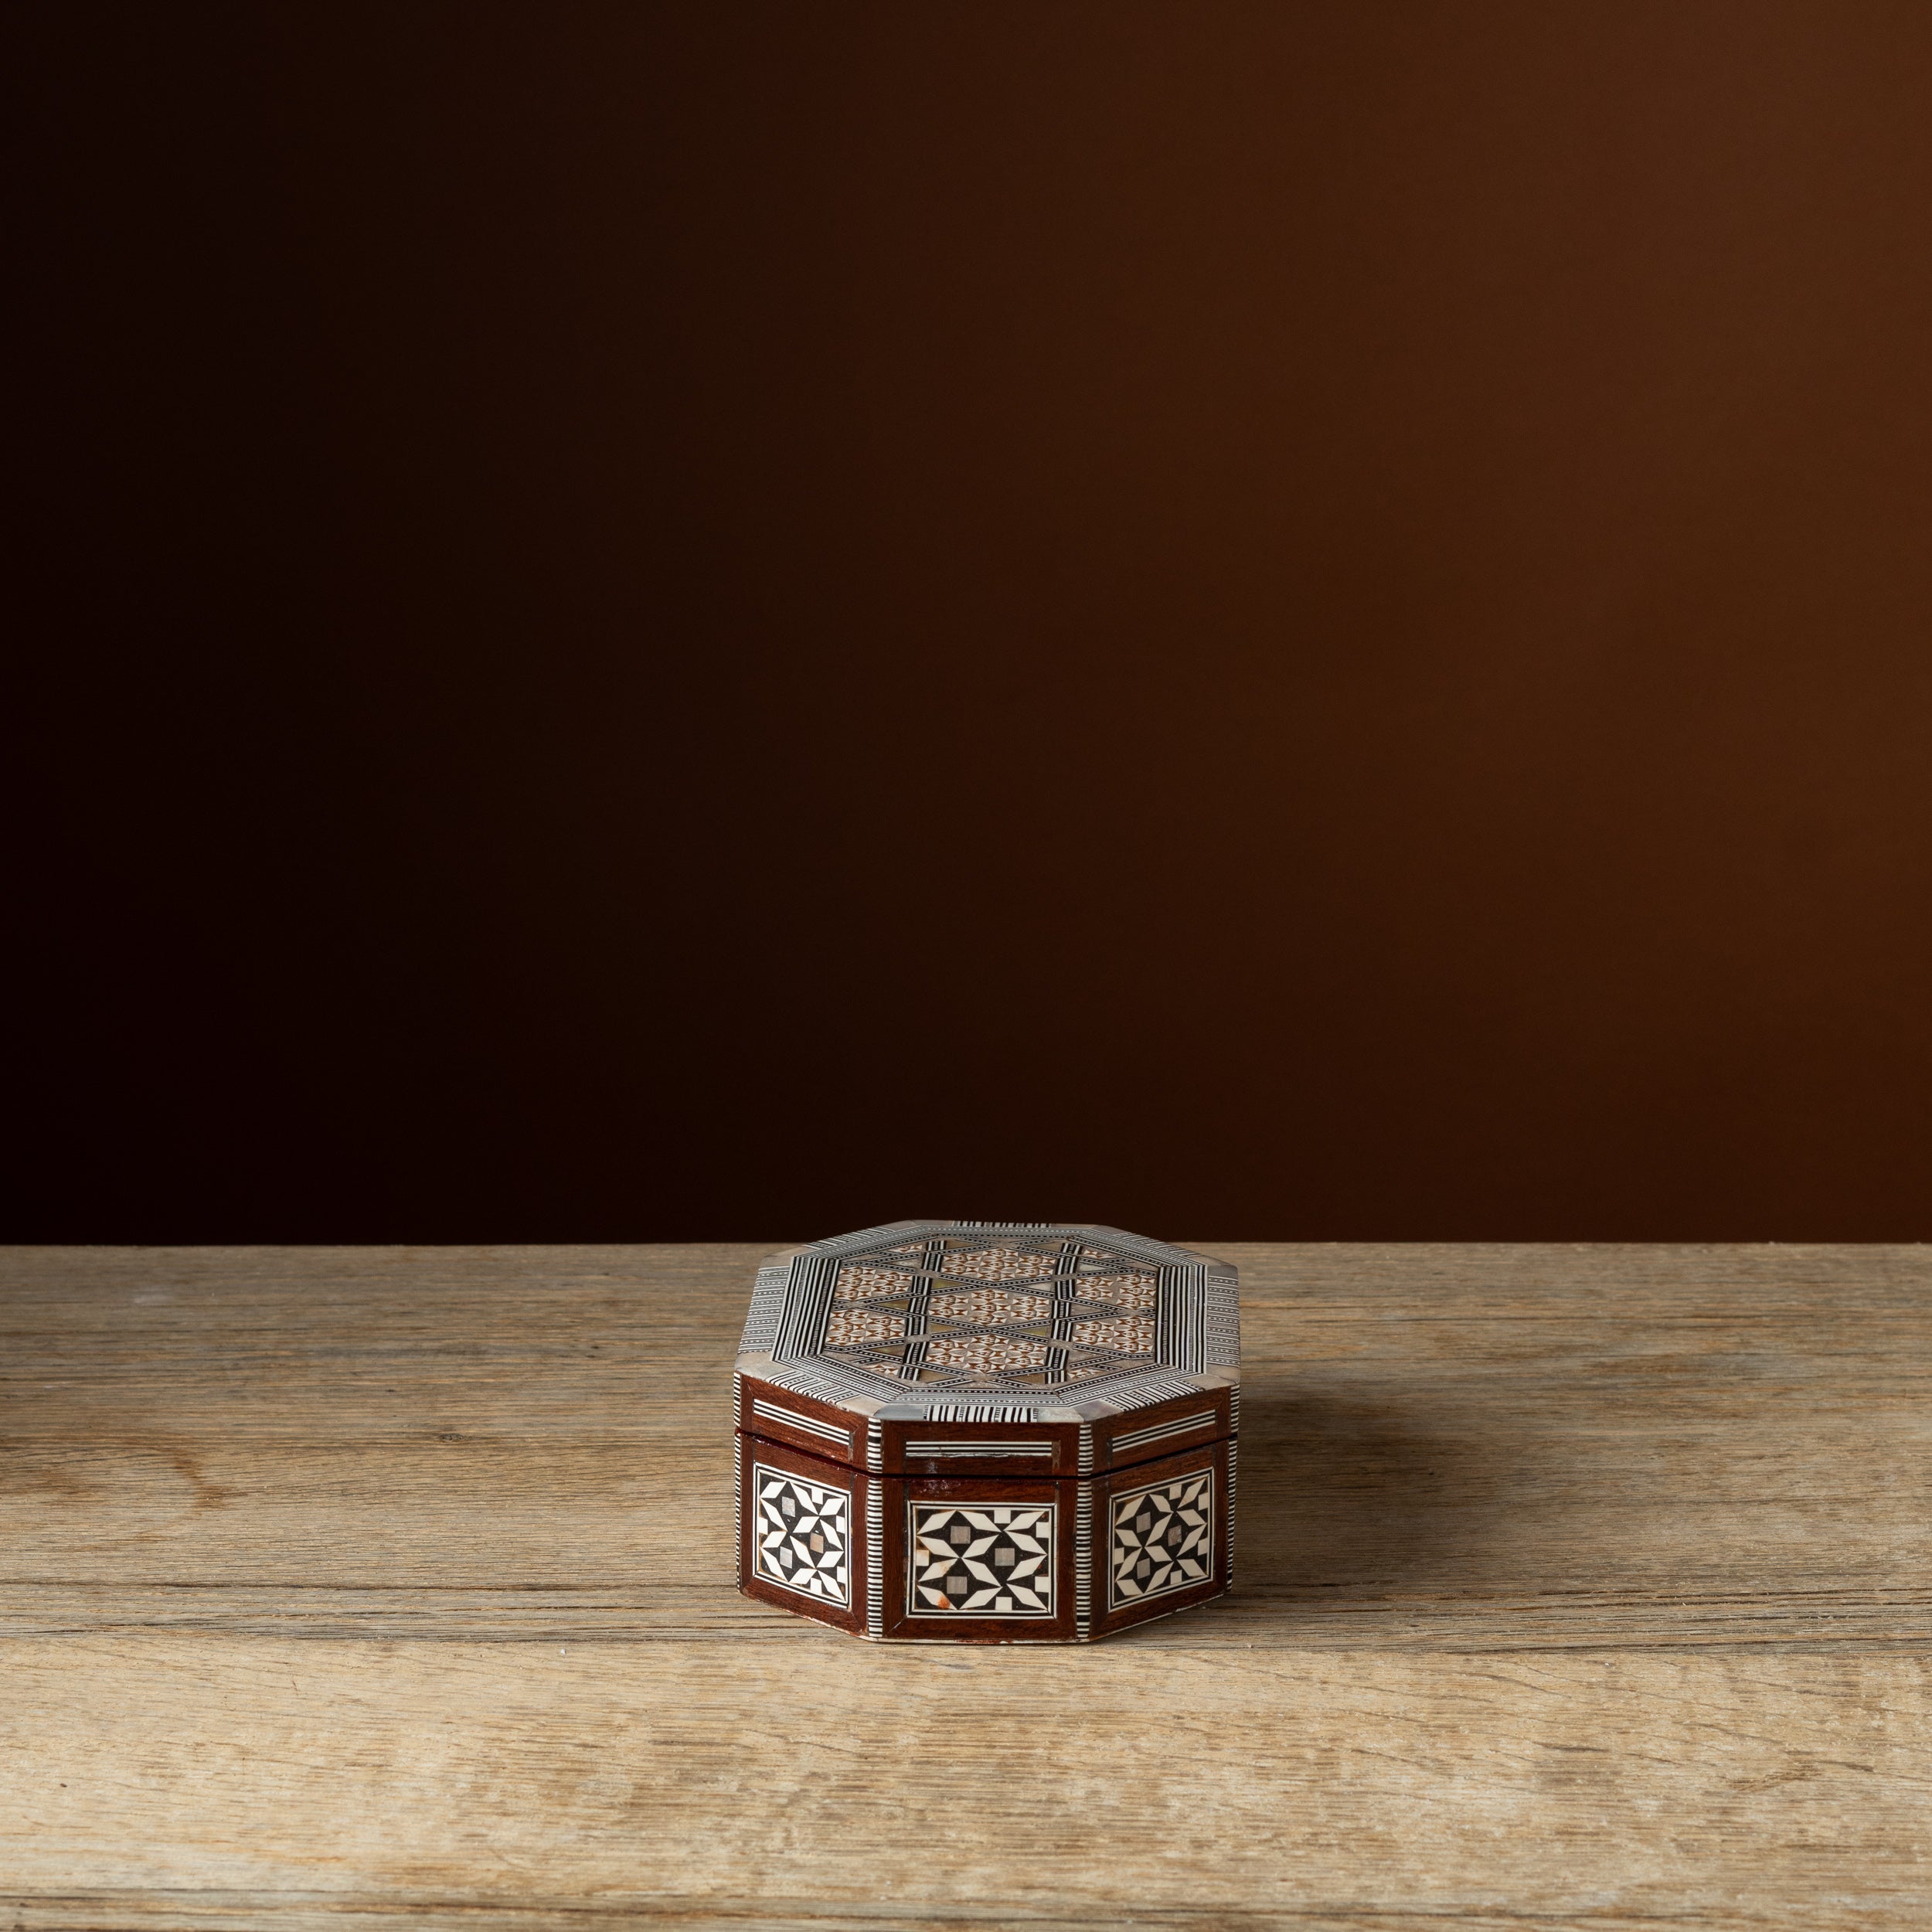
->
[1110,1410,1217,1454]
[750,1398,852,1448]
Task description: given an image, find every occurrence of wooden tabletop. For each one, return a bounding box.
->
[3,1243,1927,1930]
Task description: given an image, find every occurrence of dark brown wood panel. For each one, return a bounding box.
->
[883,1414,1080,1477]
[733,1373,864,1468]
[1092,1384,1234,1473]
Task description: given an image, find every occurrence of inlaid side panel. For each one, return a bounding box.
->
[736,1433,867,1634]
[1107,1467,1213,1610]
[876,1473,1077,1642]
[738,1433,1234,1642]
[750,1464,851,1606]
[907,1501,1057,1619]
[1090,1438,1233,1640]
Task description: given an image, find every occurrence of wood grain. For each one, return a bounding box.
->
[2,1242,1929,1927]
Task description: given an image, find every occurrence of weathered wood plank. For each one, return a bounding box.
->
[3,1640,1928,1926]
[2,1242,1928,1925]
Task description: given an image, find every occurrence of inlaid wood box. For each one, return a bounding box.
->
[734,1219,1240,1642]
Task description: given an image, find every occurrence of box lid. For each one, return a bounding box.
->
[736,1220,1239,1468]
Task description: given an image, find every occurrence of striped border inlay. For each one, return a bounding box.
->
[1155,1264,1207,1370]
[739,1264,793,1353]
[1203,1272,1240,1368]
[1111,1409,1218,1456]
[1108,1374,1208,1413]
[1226,1437,1238,1584]
[772,1251,839,1360]
[1075,1482,1094,1637]
[750,1397,852,1451]
[866,1478,884,1634]
[903,1440,1053,1459]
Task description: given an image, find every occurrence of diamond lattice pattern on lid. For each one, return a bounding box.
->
[818,1235,1159,1390]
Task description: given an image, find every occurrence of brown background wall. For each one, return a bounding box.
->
[12,2,1932,1240]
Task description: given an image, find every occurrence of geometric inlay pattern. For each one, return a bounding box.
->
[824,1305,907,1345]
[908,1502,1056,1617]
[817,1233,1162,1393]
[1108,1468,1213,1609]
[752,1465,851,1606]
[739,1220,1240,1417]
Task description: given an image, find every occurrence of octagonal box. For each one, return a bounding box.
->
[735,1219,1239,1643]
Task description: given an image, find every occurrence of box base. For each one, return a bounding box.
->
[738,1429,1235,1644]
